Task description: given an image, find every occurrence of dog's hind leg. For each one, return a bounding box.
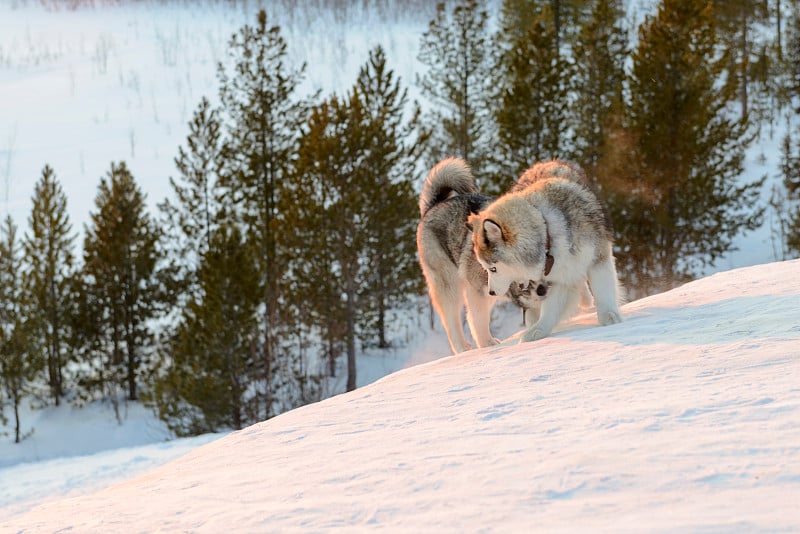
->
[588,259,623,326]
[429,281,472,354]
[464,287,499,348]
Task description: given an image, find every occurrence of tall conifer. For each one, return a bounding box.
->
[417,0,493,181]
[493,4,573,185]
[355,46,427,348]
[159,96,224,301]
[216,10,310,417]
[23,165,76,405]
[572,0,628,187]
[610,0,763,296]
[290,91,381,391]
[153,224,261,435]
[80,162,161,405]
[0,216,39,442]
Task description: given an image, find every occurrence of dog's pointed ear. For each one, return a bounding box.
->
[483,219,504,243]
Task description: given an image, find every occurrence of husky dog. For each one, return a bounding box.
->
[417,157,528,354]
[467,160,623,344]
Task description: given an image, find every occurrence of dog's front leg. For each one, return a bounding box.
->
[465,287,500,348]
[520,285,575,343]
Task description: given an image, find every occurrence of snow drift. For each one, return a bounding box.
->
[5,260,800,532]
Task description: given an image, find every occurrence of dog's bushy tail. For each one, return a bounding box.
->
[419,157,477,217]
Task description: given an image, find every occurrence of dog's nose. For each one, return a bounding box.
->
[536,284,547,297]
[488,290,496,296]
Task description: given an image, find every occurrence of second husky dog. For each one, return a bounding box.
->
[417,157,500,354]
[467,160,623,343]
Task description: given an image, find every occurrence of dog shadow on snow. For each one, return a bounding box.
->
[490,294,800,349]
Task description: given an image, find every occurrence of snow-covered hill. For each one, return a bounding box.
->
[4,259,799,532]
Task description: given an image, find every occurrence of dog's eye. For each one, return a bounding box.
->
[489,266,497,273]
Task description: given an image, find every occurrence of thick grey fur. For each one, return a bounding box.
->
[469,160,623,344]
[417,157,518,354]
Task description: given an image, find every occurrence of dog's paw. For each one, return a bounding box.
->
[520,328,547,343]
[599,310,623,326]
[476,337,501,348]
[453,341,474,353]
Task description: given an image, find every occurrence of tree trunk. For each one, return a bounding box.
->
[13,392,21,444]
[328,336,336,378]
[377,295,388,349]
[740,6,749,117]
[346,273,357,393]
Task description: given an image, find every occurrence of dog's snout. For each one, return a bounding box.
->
[488,290,496,296]
[536,284,547,297]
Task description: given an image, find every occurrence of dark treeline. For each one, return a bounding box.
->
[2,0,800,440]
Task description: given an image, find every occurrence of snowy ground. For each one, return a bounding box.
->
[2,259,799,532]
[2,2,799,531]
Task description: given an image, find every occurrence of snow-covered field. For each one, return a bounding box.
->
[3,259,799,531]
[0,1,426,242]
[2,1,800,531]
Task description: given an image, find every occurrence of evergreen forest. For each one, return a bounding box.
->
[2,0,800,440]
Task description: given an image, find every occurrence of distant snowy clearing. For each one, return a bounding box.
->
[4,259,799,532]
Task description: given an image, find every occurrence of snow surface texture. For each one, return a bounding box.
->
[3,259,799,532]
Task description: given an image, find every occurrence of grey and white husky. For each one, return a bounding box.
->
[417,157,523,354]
[467,160,623,344]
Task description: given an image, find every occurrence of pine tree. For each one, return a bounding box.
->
[153,223,261,436]
[216,9,311,418]
[572,0,628,187]
[713,1,772,119]
[23,165,76,406]
[290,90,388,392]
[80,162,162,406]
[354,46,428,348]
[493,3,574,185]
[499,0,587,56]
[776,127,800,256]
[777,5,800,256]
[610,0,763,296]
[417,0,494,181]
[0,216,40,443]
[159,96,224,301]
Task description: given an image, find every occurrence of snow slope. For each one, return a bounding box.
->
[3,259,799,532]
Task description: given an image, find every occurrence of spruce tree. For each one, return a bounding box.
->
[153,223,261,435]
[788,3,800,111]
[417,0,494,181]
[290,91,382,392]
[499,0,587,56]
[354,46,427,348]
[779,4,800,255]
[713,1,772,119]
[778,128,800,256]
[80,162,162,405]
[159,96,224,301]
[0,216,39,443]
[611,0,763,296]
[23,165,76,406]
[572,0,628,187]
[216,10,310,418]
[493,4,574,185]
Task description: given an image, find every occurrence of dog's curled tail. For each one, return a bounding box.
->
[419,157,478,217]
